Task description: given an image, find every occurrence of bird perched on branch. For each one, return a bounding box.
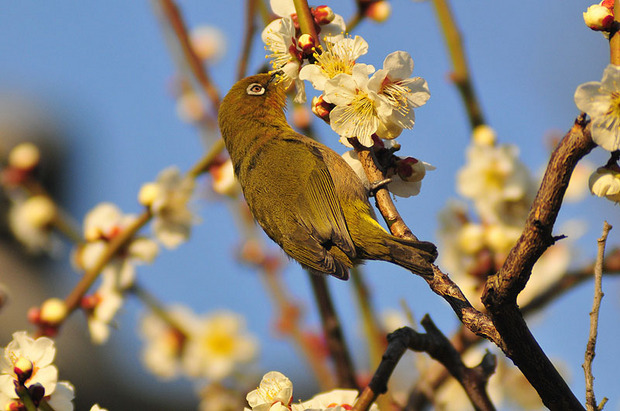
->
[218,72,437,280]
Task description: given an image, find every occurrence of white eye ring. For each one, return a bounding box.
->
[246,83,266,95]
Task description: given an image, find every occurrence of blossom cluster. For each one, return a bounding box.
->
[139,306,258,382]
[245,371,378,411]
[262,0,432,196]
[438,126,575,307]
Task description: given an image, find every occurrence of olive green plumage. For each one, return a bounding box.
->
[218,73,437,280]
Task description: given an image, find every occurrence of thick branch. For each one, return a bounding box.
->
[482,116,595,410]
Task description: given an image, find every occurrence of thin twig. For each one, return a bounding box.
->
[583,222,612,411]
[154,0,221,113]
[308,273,358,389]
[431,0,485,129]
[353,315,497,411]
[237,0,257,80]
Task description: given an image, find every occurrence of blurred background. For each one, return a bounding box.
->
[0,1,619,410]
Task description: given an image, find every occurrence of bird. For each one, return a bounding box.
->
[217,72,437,280]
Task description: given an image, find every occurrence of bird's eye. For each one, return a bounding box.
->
[246,83,266,96]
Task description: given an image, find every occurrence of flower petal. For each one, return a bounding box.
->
[383,51,414,80]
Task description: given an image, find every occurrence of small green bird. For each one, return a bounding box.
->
[218,73,437,280]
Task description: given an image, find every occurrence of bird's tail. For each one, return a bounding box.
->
[383,236,437,276]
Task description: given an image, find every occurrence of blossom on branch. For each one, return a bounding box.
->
[139,166,197,249]
[588,164,620,202]
[323,51,430,146]
[75,203,159,290]
[574,63,620,152]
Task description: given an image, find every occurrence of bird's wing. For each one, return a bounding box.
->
[298,164,357,256]
[279,163,356,279]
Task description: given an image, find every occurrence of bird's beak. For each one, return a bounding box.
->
[267,70,283,86]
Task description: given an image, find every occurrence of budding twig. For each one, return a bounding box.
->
[154,0,221,113]
[481,116,595,410]
[431,0,485,129]
[583,221,612,411]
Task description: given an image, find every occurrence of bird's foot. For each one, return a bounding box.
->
[368,178,392,197]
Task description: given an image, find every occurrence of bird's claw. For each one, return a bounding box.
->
[368,178,392,197]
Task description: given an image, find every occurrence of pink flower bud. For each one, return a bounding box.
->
[298,33,316,56]
[311,95,333,122]
[365,1,391,23]
[583,4,614,31]
[13,357,33,384]
[313,5,335,25]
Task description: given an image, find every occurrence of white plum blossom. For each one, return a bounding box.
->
[367,51,430,139]
[342,148,434,197]
[139,166,197,249]
[246,371,293,411]
[262,17,306,102]
[457,141,534,224]
[293,389,378,411]
[182,311,258,381]
[575,64,620,151]
[84,277,124,344]
[139,305,196,379]
[8,195,60,255]
[324,51,430,146]
[324,64,386,146]
[588,165,620,202]
[299,36,371,91]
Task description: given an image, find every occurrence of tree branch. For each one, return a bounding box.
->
[481,115,595,410]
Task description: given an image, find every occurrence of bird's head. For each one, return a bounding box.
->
[219,72,288,127]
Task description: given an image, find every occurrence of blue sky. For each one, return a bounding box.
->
[1,1,619,409]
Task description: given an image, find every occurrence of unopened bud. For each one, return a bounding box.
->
[298,34,316,56]
[292,105,312,129]
[8,143,40,171]
[365,1,391,23]
[190,26,226,61]
[81,294,100,311]
[311,95,333,122]
[40,298,68,324]
[583,4,614,31]
[13,357,33,384]
[211,159,239,197]
[457,223,485,255]
[601,0,614,8]
[239,239,265,266]
[589,165,620,202]
[28,383,45,404]
[138,183,161,207]
[396,157,426,182]
[22,196,56,229]
[176,92,205,123]
[313,5,335,25]
[472,124,496,146]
